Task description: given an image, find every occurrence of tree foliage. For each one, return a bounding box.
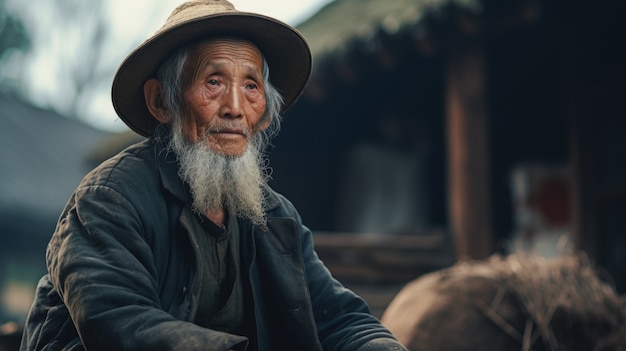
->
[0,9,29,54]
[0,0,110,123]
[0,0,185,130]
[0,0,30,88]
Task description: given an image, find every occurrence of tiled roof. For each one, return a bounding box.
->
[0,93,111,218]
[298,0,481,62]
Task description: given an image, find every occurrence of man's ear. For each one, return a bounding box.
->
[144,78,170,124]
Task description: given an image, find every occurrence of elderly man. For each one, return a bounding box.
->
[19,1,409,351]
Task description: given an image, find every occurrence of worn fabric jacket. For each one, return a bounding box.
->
[20,135,408,351]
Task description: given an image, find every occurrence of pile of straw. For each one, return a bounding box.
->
[381,253,626,351]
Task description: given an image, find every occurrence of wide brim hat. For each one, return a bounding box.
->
[111,0,312,137]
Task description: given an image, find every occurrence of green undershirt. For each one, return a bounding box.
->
[192,211,247,335]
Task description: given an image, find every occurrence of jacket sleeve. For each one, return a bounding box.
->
[44,184,247,351]
[278,195,409,351]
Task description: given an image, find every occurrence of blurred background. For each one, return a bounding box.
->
[1,0,625,346]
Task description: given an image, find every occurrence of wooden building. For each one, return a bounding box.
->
[266,0,626,296]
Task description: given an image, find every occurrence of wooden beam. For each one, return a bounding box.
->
[445,43,493,260]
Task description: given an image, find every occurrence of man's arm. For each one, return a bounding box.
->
[44,184,246,351]
[276,194,409,351]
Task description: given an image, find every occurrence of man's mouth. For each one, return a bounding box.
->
[208,125,249,137]
[214,128,243,135]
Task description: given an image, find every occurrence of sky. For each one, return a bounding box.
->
[7,0,333,132]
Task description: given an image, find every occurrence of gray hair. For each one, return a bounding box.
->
[155,41,284,149]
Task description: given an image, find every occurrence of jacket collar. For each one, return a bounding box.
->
[152,134,191,204]
[263,186,281,212]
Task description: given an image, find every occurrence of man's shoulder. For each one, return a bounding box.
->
[79,138,163,191]
[264,186,298,217]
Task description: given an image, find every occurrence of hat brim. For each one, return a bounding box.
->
[112,12,312,137]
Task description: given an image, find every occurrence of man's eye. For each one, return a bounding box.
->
[208,79,218,85]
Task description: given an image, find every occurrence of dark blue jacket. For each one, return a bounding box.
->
[20,136,407,351]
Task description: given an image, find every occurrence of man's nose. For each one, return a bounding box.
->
[220,85,243,119]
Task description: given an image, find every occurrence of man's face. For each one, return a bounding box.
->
[179,38,267,157]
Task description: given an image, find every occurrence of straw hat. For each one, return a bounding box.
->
[111,0,312,137]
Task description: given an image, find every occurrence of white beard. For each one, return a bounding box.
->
[168,121,268,227]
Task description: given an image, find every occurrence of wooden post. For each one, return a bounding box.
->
[445,43,493,260]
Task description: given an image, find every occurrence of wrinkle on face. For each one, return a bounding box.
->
[179,38,267,157]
